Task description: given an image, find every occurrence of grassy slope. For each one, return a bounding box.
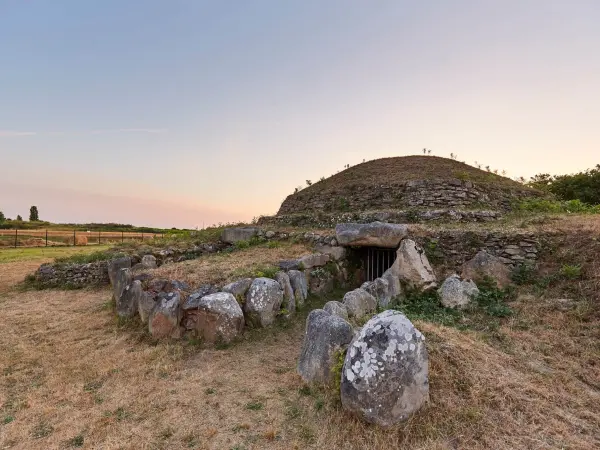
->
[297,155,536,195]
[0,245,112,264]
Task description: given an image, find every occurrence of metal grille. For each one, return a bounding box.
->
[365,247,397,282]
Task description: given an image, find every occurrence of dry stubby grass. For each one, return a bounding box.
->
[147,241,312,288]
[1,242,599,449]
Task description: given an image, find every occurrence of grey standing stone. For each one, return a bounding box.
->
[394,239,437,291]
[288,270,308,308]
[461,250,512,289]
[297,310,354,384]
[341,310,429,427]
[323,301,349,321]
[108,256,132,286]
[438,275,479,309]
[185,292,244,344]
[274,271,295,314]
[244,277,284,327]
[141,254,157,269]
[222,278,253,304]
[138,291,156,324]
[362,277,391,308]
[116,278,142,318]
[342,288,377,319]
[113,267,132,303]
[149,292,183,339]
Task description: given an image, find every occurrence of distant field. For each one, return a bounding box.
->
[0,229,162,248]
[0,245,112,264]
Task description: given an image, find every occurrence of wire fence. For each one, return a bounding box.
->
[0,229,164,249]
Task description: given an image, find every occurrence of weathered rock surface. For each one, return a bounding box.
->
[138,291,156,324]
[335,222,409,248]
[308,270,334,296]
[183,285,219,310]
[222,278,253,304]
[149,292,183,339]
[288,270,308,308]
[343,288,377,319]
[141,254,157,269]
[274,272,295,314]
[298,253,330,269]
[362,277,391,308]
[117,278,142,318]
[112,267,132,303]
[108,256,131,286]
[244,278,284,327]
[315,245,347,261]
[186,292,244,344]
[438,275,479,309]
[461,250,512,289]
[323,301,349,320]
[221,227,259,244]
[382,267,404,302]
[394,239,437,290]
[341,310,429,427]
[297,309,354,384]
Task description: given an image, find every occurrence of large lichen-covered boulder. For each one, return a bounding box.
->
[342,288,377,319]
[149,292,183,339]
[274,272,295,314]
[186,292,244,344]
[323,301,349,321]
[222,278,253,304]
[335,222,408,248]
[108,256,132,287]
[438,274,479,309]
[461,250,512,289]
[297,309,354,385]
[244,278,284,327]
[341,310,429,427]
[221,227,259,244]
[288,270,308,308]
[116,278,143,318]
[394,239,437,291]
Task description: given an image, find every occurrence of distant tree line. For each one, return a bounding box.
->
[527,165,600,205]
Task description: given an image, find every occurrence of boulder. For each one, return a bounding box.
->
[297,309,354,384]
[149,292,183,339]
[117,279,143,318]
[335,222,408,248]
[112,267,132,303]
[288,270,308,308]
[279,259,300,271]
[342,288,377,319]
[323,301,349,321]
[108,256,132,286]
[138,291,156,324]
[315,245,347,261]
[244,278,284,327]
[274,272,295,314]
[183,284,219,310]
[381,268,404,302]
[185,292,244,344]
[308,269,334,296]
[221,227,259,244]
[438,275,479,309]
[394,239,437,291]
[222,278,253,304]
[461,250,512,289]
[298,253,330,269]
[362,277,391,308]
[141,254,157,269]
[341,310,429,427]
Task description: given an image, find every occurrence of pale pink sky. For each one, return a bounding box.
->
[1,1,599,228]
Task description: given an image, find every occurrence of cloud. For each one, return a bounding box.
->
[0,130,37,137]
[90,128,167,134]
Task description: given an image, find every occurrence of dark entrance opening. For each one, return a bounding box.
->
[360,247,397,282]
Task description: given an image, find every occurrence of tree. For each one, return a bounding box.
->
[16,215,22,221]
[527,165,600,205]
[29,205,39,221]
[0,211,4,222]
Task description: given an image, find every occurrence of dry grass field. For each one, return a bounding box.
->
[1,227,599,450]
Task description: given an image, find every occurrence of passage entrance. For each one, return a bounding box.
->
[363,247,397,282]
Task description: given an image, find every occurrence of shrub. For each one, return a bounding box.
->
[560,264,582,280]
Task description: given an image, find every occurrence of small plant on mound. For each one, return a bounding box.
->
[560,264,582,280]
